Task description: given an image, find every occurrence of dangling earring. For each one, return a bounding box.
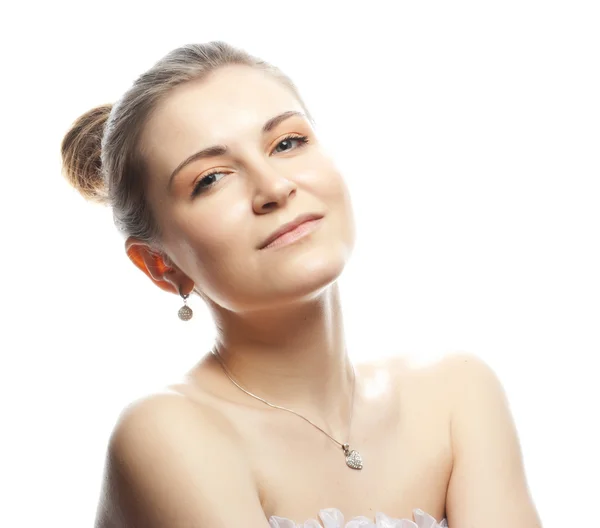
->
[178,287,193,321]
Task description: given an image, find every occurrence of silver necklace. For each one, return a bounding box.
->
[211,347,363,470]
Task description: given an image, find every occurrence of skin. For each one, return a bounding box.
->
[95,65,543,527]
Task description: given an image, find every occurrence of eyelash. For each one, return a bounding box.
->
[191,134,310,197]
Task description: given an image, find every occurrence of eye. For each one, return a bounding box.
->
[191,170,227,197]
[190,134,310,197]
[273,134,309,154]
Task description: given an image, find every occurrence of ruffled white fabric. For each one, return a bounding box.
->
[269,508,448,528]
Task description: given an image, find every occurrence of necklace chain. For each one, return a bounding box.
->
[210,347,358,454]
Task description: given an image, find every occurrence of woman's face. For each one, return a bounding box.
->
[139,65,356,312]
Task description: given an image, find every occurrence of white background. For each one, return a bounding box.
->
[1,1,598,526]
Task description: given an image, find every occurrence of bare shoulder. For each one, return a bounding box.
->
[432,351,508,404]
[96,389,269,528]
[106,389,239,464]
[434,350,498,376]
[400,350,504,405]
[110,386,237,442]
[355,351,500,426]
[366,350,496,384]
[355,350,482,393]
[437,353,543,525]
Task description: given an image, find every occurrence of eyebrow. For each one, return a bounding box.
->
[167,110,307,190]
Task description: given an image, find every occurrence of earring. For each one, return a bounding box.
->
[178,287,193,321]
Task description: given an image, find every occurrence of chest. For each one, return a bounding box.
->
[237,387,453,523]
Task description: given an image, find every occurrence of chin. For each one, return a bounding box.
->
[208,234,354,312]
[268,242,351,301]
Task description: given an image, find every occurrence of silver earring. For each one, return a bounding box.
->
[178,288,193,321]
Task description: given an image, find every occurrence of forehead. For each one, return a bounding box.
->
[140,65,305,172]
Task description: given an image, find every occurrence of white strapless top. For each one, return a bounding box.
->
[268,507,448,527]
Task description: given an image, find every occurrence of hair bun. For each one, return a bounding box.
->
[61,104,112,204]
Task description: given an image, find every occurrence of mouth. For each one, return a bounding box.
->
[258,213,324,250]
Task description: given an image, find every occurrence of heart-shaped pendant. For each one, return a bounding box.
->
[345,449,363,470]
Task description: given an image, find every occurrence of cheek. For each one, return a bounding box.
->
[305,166,356,244]
[324,170,356,241]
[315,167,354,217]
[178,227,252,303]
[183,219,247,269]
[301,153,351,201]
[180,200,256,277]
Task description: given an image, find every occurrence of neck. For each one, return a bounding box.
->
[206,282,355,439]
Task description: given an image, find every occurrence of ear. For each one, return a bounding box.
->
[124,237,194,296]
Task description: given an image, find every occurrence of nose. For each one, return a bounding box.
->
[248,158,298,214]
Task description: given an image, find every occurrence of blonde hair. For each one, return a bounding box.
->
[61,41,312,253]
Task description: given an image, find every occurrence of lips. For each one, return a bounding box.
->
[258,213,323,249]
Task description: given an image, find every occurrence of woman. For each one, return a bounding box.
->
[61,41,542,528]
